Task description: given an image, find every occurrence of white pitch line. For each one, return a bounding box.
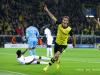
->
[75,68,100,72]
[62,58,100,63]
[0,53,15,55]
[0,70,28,75]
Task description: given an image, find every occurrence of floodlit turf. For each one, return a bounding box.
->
[0,48,100,75]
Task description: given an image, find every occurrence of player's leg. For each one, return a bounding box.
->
[47,45,52,57]
[28,38,38,55]
[28,38,33,56]
[56,55,60,69]
[43,43,59,72]
[43,51,61,72]
[40,61,49,64]
[32,38,38,55]
[40,56,51,60]
[32,61,49,64]
[43,43,67,71]
[50,51,61,65]
[48,42,62,65]
[55,45,67,69]
[47,47,49,57]
[34,55,50,61]
[47,45,51,57]
[28,38,35,55]
[49,47,53,57]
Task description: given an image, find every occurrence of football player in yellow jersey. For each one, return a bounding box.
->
[43,5,76,72]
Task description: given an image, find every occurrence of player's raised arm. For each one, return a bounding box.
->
[44,5,57,23]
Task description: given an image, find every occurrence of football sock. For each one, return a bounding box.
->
[41,56,50,60]
[49,58,56,66]
[47,48,49,57]
[49,48,53,57]
[40,61,49,64]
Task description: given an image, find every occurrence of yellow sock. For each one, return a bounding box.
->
[56,60,60,69]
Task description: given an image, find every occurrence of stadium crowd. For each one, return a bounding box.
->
[0,0,100,47]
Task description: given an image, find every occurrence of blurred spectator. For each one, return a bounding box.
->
[0,0,100,36]
[15,25,24,36]
[11,36,16,44]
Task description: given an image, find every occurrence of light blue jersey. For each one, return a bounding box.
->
[26,26,39,48]
[26,26,39,39]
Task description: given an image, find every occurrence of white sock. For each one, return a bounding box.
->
[32,61,37,64]
[40,61,49,64]
[49,48,53,57]
[47,48,49,57]
[31,61,48,64]
[41,56,50,60]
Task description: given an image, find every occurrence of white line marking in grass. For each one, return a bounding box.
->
[63,58,100,63]
[75,68,84,72]
[75,68,100,72]
[0,53,15,55]
[0,70,28,75]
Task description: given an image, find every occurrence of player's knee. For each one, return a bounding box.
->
[57,51,61,55]
[54,54,59,60]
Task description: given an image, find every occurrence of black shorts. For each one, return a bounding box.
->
[47,45,52,48]
[54,42,67,54]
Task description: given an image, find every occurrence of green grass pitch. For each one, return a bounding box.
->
[0,48,100,75]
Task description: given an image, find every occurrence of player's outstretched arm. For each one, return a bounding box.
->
[21,49,28,55]
[44,5,57,22]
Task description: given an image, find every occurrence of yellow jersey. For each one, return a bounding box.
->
[56,24,72,45]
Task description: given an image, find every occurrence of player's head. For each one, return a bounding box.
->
[43,24,50,29]
[61,16,69,28]
[16,50,22,57]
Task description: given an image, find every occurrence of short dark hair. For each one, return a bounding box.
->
[16,50,21,56]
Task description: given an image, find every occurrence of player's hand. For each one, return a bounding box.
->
[44,5,48,11]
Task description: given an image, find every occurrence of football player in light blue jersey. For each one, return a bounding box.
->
[26,25,39,56]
